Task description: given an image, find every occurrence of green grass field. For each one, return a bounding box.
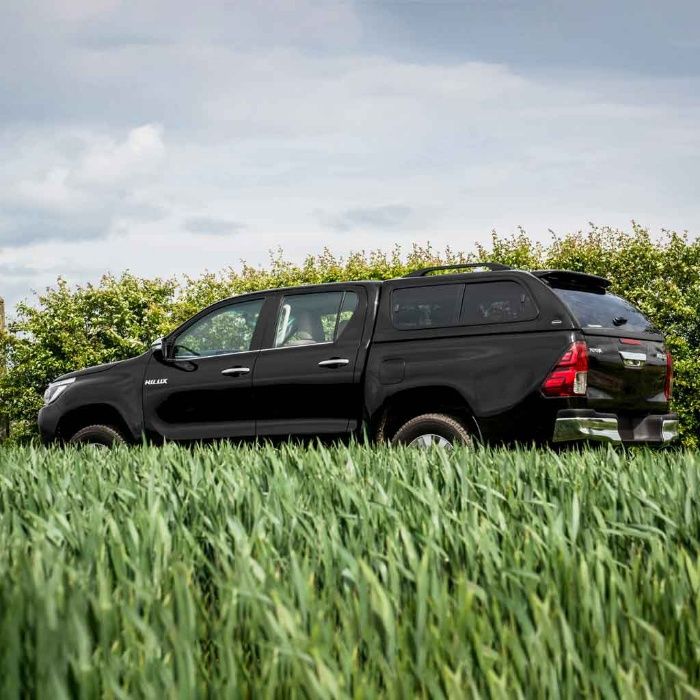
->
[1,444,699,698]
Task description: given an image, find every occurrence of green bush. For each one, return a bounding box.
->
[1,224,698,445]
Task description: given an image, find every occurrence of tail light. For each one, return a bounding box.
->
[664,350,673,401]
[542,341,589,397]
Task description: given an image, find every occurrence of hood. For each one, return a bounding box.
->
[52,359,124,383]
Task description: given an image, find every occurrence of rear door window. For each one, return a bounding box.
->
[553,288,657,333]
[274,291,360,347]
[392,284,464,329]
[460,281,537,325]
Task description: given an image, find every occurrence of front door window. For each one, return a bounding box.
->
[174,298,264,359]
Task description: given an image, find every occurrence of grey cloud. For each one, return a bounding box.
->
[358,1,700,78]
[0,1,362,131]
[74,33,175,50]
[0,201,167,248]
[318,205,413,233]
[0,262,37,277]
[184,216,246,236]
[0,208,104,247]
[0,260,92,278]
[71,1,361,52]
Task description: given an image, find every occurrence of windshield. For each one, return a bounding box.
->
[553,288,658,334]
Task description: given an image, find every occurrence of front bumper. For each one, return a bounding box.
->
[553,410,679,444]
[38,404,60,443]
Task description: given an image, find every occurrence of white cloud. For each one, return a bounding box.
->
[78,124,165,186]
[16,167,89,212]
[0,124,166,246]
[17,123,165,201]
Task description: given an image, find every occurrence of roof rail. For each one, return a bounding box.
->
[403,262,511,278]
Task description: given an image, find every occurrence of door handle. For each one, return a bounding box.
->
[318,358,350,368]
[221,367,251,376]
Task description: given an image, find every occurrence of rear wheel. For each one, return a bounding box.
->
[391,413,472,449]
[69,424,125,448]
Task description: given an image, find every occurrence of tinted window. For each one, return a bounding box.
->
[337,292,359,339]
[174,298,264,358]
[553,288,657,333]
[274,291,359,347]
[460,281,537,325]
[392,284,464,330]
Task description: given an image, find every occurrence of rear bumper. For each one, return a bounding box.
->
[553,410,679,444]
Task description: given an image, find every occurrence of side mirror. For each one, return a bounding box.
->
[151,337,174,361]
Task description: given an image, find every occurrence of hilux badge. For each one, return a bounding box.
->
[144,378,168,386]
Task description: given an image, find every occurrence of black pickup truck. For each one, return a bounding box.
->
[38,263,678,448]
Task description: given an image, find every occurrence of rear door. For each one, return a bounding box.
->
[551,287,669,411]
[253,286,368,437]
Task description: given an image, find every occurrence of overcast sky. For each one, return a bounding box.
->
[1,0,699,313]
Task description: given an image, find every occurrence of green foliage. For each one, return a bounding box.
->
[0,274,177,439]
[1,443,700,697]
[0,225,698,444]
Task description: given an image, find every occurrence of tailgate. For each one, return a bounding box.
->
[584,334,668,410]
[548,284,669,411]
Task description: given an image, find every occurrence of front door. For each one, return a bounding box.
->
[254,287,367,437]
[143,296,266,441]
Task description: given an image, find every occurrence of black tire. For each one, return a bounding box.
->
[69,424,125,448]
[391,413,472,448]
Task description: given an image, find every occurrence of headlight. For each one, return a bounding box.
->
[43,377,76,405]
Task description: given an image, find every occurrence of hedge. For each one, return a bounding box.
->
[1,224,698,445]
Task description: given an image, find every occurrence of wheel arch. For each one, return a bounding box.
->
[370,385,482,443]
[56,403,134,443]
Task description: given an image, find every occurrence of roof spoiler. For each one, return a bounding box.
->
[404,262,511,277]
[532,270,611,290]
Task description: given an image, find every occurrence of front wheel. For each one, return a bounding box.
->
[391,413,472,449]
[69,424,125,448]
